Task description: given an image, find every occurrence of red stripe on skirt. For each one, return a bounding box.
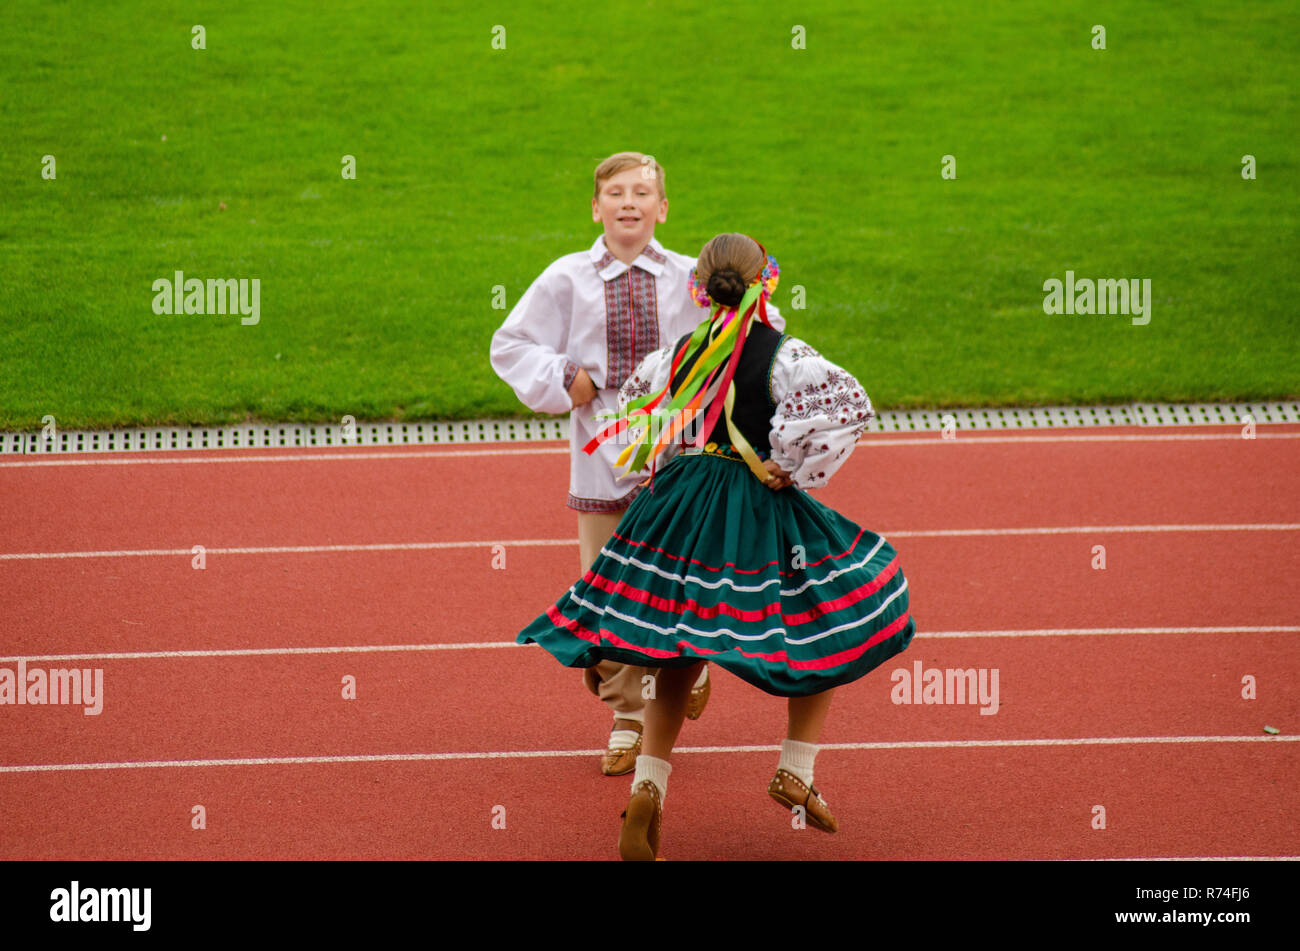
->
[583,556,900,628]
[545,604,685,659]
[543,605,912,671]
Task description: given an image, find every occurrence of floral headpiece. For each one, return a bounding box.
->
[688,250,780,309]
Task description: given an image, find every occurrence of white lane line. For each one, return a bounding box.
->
[0,539,575,560]
[3,431,1299,467]
[1082,856,1300,862]
[0,642,530,662]
[886,524,1300,538]
[922,626,1300,638]
[4,523,1297,561]
[1,734,1293,774]
[857,433,1300,447]
[3,626,1295,664]
[0,447,569,468]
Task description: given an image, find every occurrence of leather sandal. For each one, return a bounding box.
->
[601,720,642,776]
[768,768,838,833]
[619,780,663,861]
[685,666,711,721]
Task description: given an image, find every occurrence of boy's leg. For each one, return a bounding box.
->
[577,510,659,775]
[576,509,624,576]
[641,662,701,761]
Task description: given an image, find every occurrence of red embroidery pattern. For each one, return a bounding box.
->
[783,342,821,362]
[621,368,655,402]
[779,368,874,427]
[567,485,643,513]
[640,244,667,266]
[595,244,665,271]
[603,267,660,390]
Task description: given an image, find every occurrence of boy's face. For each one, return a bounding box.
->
[592,166,668,247]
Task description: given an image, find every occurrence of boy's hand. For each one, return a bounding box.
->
[568,368,598,408]
[763,459,793,490]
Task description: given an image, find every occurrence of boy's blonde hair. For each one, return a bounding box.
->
[593,152,666,200]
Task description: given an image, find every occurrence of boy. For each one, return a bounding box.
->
[489,152,783,774]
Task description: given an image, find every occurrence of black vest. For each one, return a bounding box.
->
[669,322,786,451]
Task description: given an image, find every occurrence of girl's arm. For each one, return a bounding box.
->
[767,338,875,489]
[763,300,786,332]
[618,343,674,405]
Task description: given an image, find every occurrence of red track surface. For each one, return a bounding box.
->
[1,425,1297,860]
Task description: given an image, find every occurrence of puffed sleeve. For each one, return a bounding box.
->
[489,272,579,415]
[618,342,674,408]
[763,300,786,332]
[768,338,874,489]
[615,342,685,469]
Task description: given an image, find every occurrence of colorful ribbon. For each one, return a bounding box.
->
[584,276,774,485]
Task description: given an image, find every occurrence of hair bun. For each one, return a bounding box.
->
[706,268,747,308]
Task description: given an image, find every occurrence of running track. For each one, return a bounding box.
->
[1,425,1297,860]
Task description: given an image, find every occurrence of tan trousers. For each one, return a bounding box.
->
[577,510,657,719]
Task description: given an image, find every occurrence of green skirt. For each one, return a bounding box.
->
[517,448,916,697]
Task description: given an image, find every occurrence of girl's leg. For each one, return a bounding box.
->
[771,688,839,832]
[620,660,703,861]
[630,662,703,801]
[782,688,835,782]
[642,661,704,760]
[786,688,835,743]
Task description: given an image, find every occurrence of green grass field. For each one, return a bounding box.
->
[2,0,1297,429]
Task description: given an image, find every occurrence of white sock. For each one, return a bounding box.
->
[778,738,818,787]
[608,709,644,751]
[632,754,672,804]
[693,664,709,688]
[607,730,639,751]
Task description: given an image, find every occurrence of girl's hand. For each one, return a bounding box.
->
[567,368,598,408]
[763,459,794,490]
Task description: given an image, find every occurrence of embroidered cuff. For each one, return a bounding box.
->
[566,485,642,513]
[562,360,580,394]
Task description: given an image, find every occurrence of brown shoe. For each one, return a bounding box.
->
[685,666,711,721]
[601,720,642,776]
[768,768,838,833]
[619,780,663,861]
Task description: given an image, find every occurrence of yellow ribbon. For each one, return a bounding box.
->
[722,384,773,483]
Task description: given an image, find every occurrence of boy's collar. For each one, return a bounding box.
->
[589,236,668,281]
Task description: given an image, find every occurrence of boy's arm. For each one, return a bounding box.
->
[489,276,579,415]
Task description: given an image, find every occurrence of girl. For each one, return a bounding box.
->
[516,233,916,860]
